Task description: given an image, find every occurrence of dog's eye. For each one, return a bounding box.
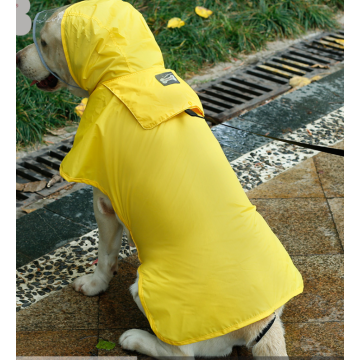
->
[41,40,47,47]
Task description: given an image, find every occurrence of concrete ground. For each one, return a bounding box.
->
[16,141,344,358]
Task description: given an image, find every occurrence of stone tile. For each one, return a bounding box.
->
[16,251,32,269]
[285,321,344,357]
[16,208,90,265]
[328,198,344,248]
[314,141,344,198]
[99,261,149,329]
[247,158,324,198]
[212,120,270,157]
[98,328,153,358]
[98,328,251,358]
[17,285,99,331]
[45,185,97,229]
[16,329,98,356]
[283,255,343,323]
[252,198,342,255]
[122,253,141,268]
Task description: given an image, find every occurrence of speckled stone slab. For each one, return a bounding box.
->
[16,229,136,311]
[230,107,344,192]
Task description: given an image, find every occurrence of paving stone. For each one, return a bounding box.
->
[98,328,250,358]
[212,120,270,157]
[313,141,344,198]
[122,253,141,268]
[16,208,90,267]
[283,255,343,323]
[45,185,97,229]
[16,251,33,269]
[99,261,149,329]
[247,157,324,198]
[16,284,99,331]
[285,321,344,357]
[98,328,153,358]
[328,198,344,248]
[252,198,342,255]
[16,329,98,356]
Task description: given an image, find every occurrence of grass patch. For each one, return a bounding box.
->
[16,0,342,147]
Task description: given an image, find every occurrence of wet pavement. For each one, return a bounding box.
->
[16,69,344,358]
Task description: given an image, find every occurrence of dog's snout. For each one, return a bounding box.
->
[16,52,21,67]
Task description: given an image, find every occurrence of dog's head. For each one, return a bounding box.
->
[16,8,88,98]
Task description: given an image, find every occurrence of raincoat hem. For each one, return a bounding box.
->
[138,278,303,346]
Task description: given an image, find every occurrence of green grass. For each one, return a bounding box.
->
[16,0,343,147]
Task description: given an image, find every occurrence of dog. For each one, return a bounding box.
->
[16,2,302,358]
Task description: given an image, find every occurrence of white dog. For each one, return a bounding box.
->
[17,6,291,359]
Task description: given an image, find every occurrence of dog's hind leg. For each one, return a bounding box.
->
[73,187,123,296]
[250,315,288,359]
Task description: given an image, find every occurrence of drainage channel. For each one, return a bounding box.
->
[16,139,74,208]
[16,30,343,209]
[197,30,344,123]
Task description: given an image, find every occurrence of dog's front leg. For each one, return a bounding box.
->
[73,187,123,296]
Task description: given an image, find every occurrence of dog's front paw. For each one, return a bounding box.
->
[72,274,108,296]
[120,329,153,351]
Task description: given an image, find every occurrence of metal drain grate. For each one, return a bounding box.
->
[197,30,344,123]
[16,139,74,208]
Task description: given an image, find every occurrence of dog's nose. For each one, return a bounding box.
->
[16,53,21,67]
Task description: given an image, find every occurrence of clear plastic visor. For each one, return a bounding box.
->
[33,6,69,52]
[33,5,80,88]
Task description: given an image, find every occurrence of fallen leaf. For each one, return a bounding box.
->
[311,64,330,69]
[310,75,322,82]
[96,339,116,350]
[47,174,63,188]
[223,66,231,70]
[75,98,88,117]
[282,128,293,134]
[167,17,185,28]
[16,183,25,191]
[289,76,311,88]
[92,258,98,265]
[22,208,37,214]
[16,180,47,193]
[46,127,67,136]
[195,6,213,19]
[45,140,54,144]
[265,132,270,136]
[306,129,312,136]
[334,39,344,45]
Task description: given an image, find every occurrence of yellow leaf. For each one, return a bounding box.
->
[195,6,213,19]
[75,98,88,117]
[289,76,311,88]
[334,39,344,45]
[310,75,322,82]
[167,18,185,28]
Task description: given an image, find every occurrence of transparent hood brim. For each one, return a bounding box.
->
[33,5,81,89]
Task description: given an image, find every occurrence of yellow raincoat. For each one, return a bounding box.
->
[59,0,303,346]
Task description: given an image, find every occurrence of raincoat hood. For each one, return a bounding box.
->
[61,0,165,94]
